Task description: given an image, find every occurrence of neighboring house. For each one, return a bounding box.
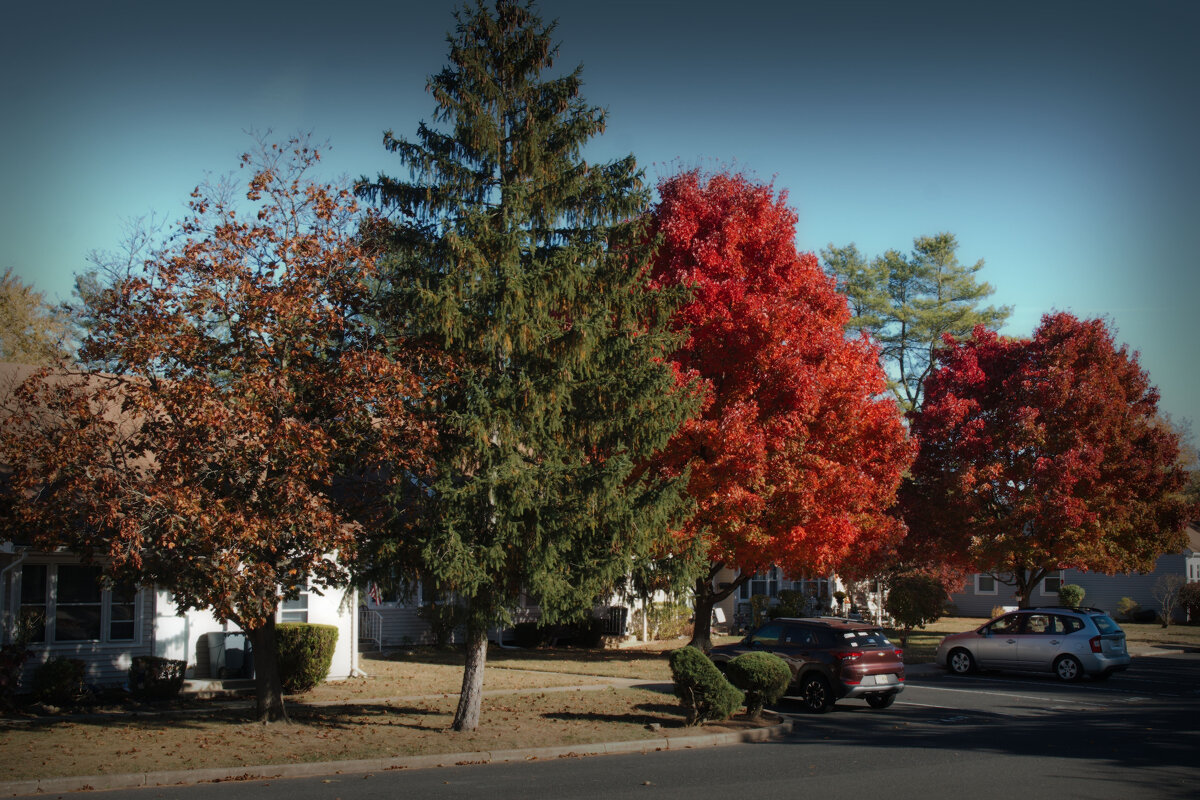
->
[710,565,888,631]
[0,546,361,689]
[947,524,1200,620]
[0,362,360,690]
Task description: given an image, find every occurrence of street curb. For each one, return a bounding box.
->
[0,719,793,797]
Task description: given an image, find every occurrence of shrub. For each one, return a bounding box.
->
[749,594,771,628]
[1057,584,1085,608]
[630,601,691,641]
[0,612,41,709]
[572,616,606,648]
[512,622,545,648]
[32,657,86,705]
[669,646,743,726]
[276,623,338,694]
[770,589,806,619]
[129,656,186,700]
[1179,581,1200,624]
[726,651,791,719]
[884,573,947,646]
[418,601,465,649]
[1116,597,1140,621]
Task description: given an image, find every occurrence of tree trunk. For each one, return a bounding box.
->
[452,621,489,732]
[249,617,288,723]
[687,567,749,653]
[689,579,717,653]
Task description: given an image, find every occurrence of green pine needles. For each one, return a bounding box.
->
[358,0,698,730]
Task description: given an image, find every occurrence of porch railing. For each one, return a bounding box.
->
[358,608,382,652]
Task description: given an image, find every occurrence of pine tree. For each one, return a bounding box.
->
[357,0,698,731]
[822,233,1011,412]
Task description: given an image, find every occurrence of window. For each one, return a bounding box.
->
[1040,571,1063,596]
[280,580,309,623]
[748,622,783,646]
[984,614,1024,635]
[974,574,997,595]
[19,563,139,645]
[739,567,780,600]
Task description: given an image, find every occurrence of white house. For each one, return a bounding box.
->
[0,545,360,689]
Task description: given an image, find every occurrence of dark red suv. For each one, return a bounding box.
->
[708,616,905,712]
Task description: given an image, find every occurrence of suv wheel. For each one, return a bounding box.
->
[1054,654,1083,682]
[799,674,835,713]
[947,648,976,675]
[865,692,896,709]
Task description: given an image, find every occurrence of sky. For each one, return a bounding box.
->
[3,0,1197,432]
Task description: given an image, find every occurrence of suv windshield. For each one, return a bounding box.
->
[835,629,893,648]
[1090,614,1123,635]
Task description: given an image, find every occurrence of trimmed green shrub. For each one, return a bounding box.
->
[669,646,743,726]
[276,623,338,694]
[1116,597,1139,621]
[129,656,186,700]
[726,651,791,719]
[32,657,86,705]
[1057,584,1085,608]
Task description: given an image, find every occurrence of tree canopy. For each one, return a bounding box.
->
[0,268,72,365]
[649,170,913,650]
[1,138,431,721]
[822,233,1010,412]
[357,0,698,730]
[906,313,1195,606]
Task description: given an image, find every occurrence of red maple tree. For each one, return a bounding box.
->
[649,171,913,650]
[906,313,1194,606]
[0,138,432,721]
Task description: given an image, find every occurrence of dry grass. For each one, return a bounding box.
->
[0,686,760,782]
[0,642,769,783]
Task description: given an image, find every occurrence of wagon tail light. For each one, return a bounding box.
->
[1089,636,1103,653]
[894,649,904,659]
[833,651,863,662]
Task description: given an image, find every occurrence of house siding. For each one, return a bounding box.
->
[948,552,1194,620]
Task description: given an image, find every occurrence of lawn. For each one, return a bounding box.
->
[0,643,764,784]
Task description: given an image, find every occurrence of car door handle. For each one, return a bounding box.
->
[1049,639,1060,645]
[1005,639,1016,644]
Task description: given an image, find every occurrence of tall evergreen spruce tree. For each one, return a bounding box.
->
[358,0,699,731]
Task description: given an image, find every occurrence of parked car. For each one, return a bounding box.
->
[935,607,1131,681]
[709,617,905,713]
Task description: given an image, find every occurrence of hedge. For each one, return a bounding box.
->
[276,623,339,693]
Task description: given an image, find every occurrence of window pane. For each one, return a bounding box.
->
[19,565,47,643]
[21,564,47,604]
[109,601,136,641]
[58,565,102,603]
[56,605,103,641]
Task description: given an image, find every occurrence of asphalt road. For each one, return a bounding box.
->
[101,652,1200,800]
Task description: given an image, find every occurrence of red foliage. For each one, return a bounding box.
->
[906,313,1194,603]
[649,171,912,604]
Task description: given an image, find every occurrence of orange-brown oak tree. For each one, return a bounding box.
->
[1,138,431,721]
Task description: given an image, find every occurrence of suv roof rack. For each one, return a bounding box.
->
[1026,606,1107,614]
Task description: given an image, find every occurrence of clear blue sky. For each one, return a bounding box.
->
[3,1,1197,432]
